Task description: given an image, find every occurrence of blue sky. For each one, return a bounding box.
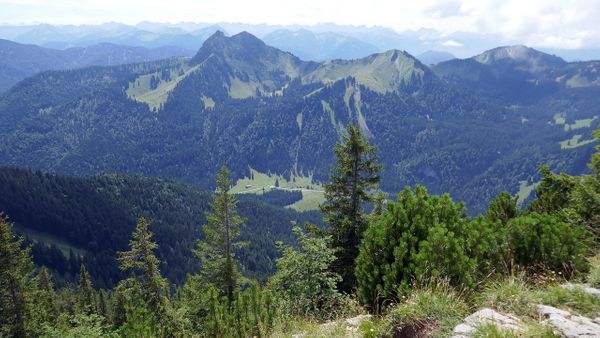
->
[0,0,599,49]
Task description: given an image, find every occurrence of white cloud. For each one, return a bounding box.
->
[442,39,464,47]
[0,0,599,48]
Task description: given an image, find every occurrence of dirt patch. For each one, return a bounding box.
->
[393,321,438,338]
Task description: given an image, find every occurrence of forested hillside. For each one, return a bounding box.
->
[1,125,599,337]
[0,32,598,214]
[0,39,193,93]
[0,167,320,288]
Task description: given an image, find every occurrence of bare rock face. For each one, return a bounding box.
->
[538,304,600,337]
[451,308,523,338]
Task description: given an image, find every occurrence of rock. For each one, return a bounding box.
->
[451,308,523,337]
[560,283,600,299]
[538,304,600,337]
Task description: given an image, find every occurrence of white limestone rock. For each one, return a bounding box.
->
[538,304,600,337]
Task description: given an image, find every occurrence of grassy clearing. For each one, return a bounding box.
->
[553,113,566,125]
[517,180,538,206]
[560,134,596,149]
[126,63,199,110]
[229,77,260,99]
[563,116,598,131]
[13,224,86,257]
[231,167,325,211]
[287,190,325,212]
[303,51,425,94]
[201,95,215,109]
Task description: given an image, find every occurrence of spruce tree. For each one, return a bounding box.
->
[194,166,245,304]
[0,214,33,337]
[117,217,169,325]
[28,267,58,335]
[320,124,382,292]
[78,264,96,314]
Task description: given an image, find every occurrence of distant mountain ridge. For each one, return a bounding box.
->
[2,22,600,61]
[0,38,193,92]
[432,45,600,103]
[0,32,597,214]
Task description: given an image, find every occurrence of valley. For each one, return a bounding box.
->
[1,7,600,336]
[0,32,597,216]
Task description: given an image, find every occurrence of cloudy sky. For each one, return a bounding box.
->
[0,0,599,49]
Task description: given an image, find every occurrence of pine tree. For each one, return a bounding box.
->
[486,191,519,225]
[320,124,382,292]
[78,264,96,314]
[0,214,33,337]
[355,186,475,311]
[117,217,169,326]
[194,166,244,304]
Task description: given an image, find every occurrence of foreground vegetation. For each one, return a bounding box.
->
[1,126,599,337]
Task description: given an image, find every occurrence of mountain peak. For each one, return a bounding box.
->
[191,30,271,65]
[304,49,434,94]
[474,45,566,69]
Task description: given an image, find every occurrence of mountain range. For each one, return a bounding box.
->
[2,22,600,62]
[0,31,598,215]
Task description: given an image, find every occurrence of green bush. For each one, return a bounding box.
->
[355,186,484,309]
[506,212,591,276]
[268,225,346,319]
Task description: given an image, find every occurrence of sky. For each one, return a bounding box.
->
[1,0,600,49]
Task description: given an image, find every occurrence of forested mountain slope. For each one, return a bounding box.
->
[0,38,193,93]
[0,167,320,288]
[0,32,597,213]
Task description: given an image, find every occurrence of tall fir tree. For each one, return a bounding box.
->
[77,264,96,314]
[117,217,169,326]
[28,267,58,335]
[194,166,244,304]
[320,124,382,292]
[0,214,33,337]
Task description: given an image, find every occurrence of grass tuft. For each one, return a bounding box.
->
[537,285,600,318]
[587,252,600,288]
[380,281,468,337]
[475,273,539,317]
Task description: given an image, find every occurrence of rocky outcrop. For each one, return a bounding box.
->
[451,308,523,338]
[538,304,600,338]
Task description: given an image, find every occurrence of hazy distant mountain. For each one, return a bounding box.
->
[263,29,379,61]
[0,39,193,92]
[2,22,600,61]
[0,32,597,214]
[417,50,456,65]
